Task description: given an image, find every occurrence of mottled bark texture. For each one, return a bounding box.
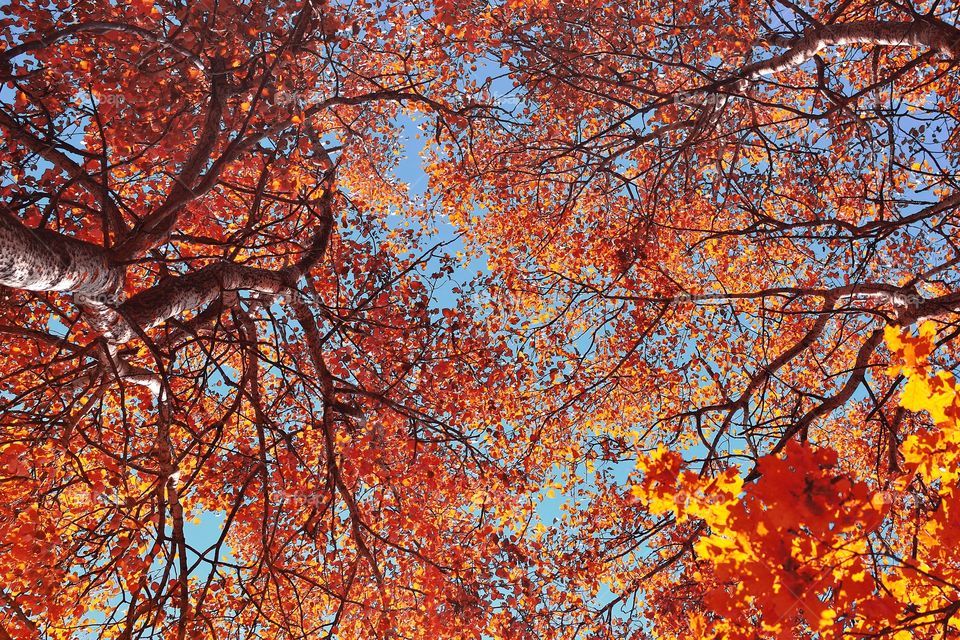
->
[0,211,120,297]
[0,211,124,335]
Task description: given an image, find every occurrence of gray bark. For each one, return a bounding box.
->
[0,211,123,314]
[753,20,960,79]
[110,264,290,344]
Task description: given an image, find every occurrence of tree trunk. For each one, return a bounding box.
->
[0,211,123,306]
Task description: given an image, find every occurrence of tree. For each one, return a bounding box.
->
[4,0,960,638]
[0,1,523,638]
[424,0,960,637]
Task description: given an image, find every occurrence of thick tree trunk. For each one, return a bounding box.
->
[0,211,123,303]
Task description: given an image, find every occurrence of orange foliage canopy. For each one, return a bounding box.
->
[3,0,960,638]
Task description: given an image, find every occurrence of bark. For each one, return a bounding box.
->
[110,190,334,343]
[2,170,334,345]
[684,19,960,104]
[0,210,122,303]
[110,264,289,343]
[749,19,960,79]
[0,205,303,397]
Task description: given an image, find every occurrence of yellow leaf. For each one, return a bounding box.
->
[901,375,933,413]
[819,608,837,629]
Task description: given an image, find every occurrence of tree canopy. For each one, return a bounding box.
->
[3,0,960,638]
